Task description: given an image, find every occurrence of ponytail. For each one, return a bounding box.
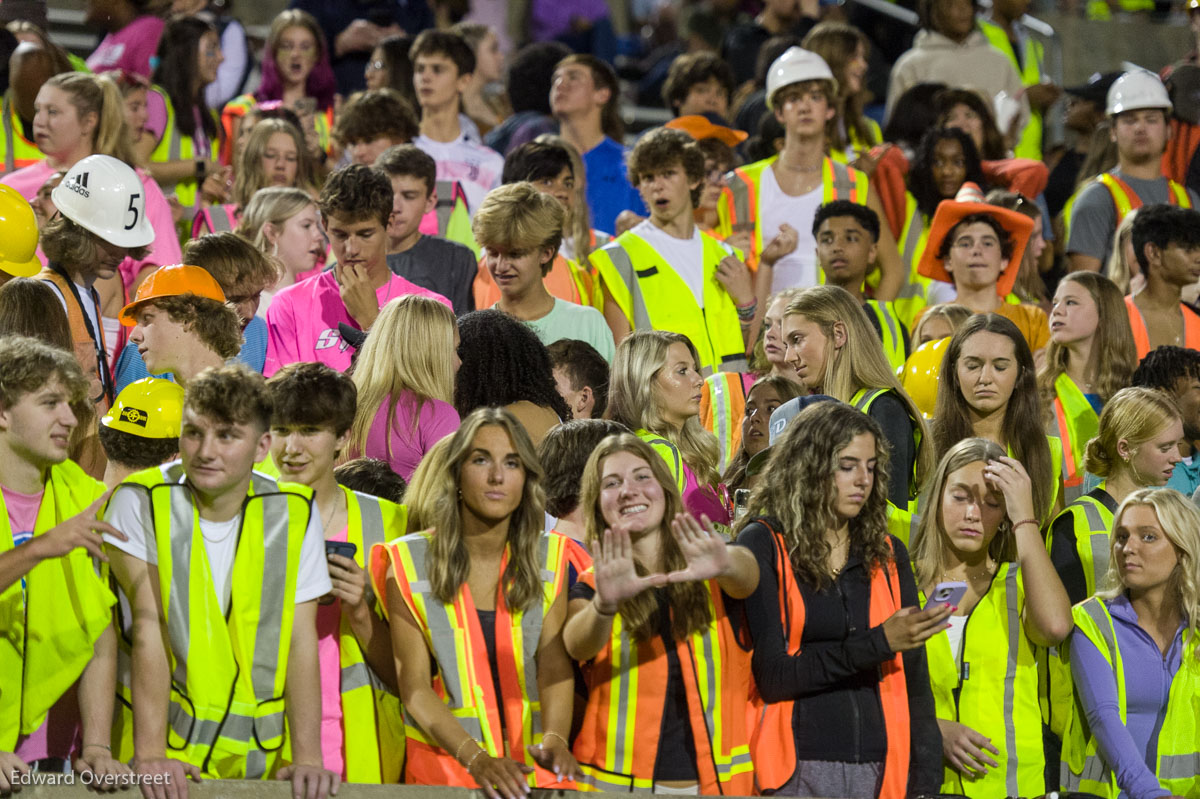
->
[94,74,136,166]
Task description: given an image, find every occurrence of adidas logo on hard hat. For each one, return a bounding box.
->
[64,171,90,199]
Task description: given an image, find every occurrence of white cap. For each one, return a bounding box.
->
[766,47,837,110]
[1106,69,1172,116]
[51,154,155,249]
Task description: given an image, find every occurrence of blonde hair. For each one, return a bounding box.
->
[1103,488,1200,660]
[911,437,1016,589]
[233,119,318,207]
[1106,208,1139,294]
[534,133,594,260]
[750,287,806,373]
[606,330,720,487]
[349,295,457,460]
[1083,387,1181,478]
[785,285,934,490]
[1037,272,1137,406]
[45,72,135,166]
[237,186,316,254]
[472,181,565,257]
[911,302,971,345]
[578,433,711,641]
[405,408,547,610]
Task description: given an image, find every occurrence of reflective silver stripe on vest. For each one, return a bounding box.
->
[2,95,14,173]
[900,207,923,269]
[1160,752,1200,779]
[726,171,750,229]
[165,485,196,687]
[341,661,378,693]
[356,493,386,608]
[829,161,854,198]
[208,209,234,232]
[435,180,458,233]
[1002,566,1020,798]
[711,375,729,470]
[1080,500,1111,591]
[854,389,885,411]
[611,620,635,775]
[694,622,720,773]
[249,492,293,700]
[870,302,901,356]
[601,242,653,330]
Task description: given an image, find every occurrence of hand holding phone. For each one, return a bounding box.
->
[924,580,968,611]
[325,540,357,560]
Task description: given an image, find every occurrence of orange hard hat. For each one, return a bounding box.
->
[901,336,951,419]
[119,264,226,325]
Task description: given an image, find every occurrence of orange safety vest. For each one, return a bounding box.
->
[571,571,754,794]
[699,371,756,474]
[751,521,910,798]
[1097,172,1191,225]
[38,265,113,408]
[369,531,572,788]
[1124,295,1200,358]
[473,252,596,309]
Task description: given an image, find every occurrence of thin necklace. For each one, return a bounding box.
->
[944,559,995,588]
[321,496,341,532]
[779,160,822,173]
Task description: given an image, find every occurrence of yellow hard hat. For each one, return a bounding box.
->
[0,185,41,277]
[901,337,951,419]
[101,378,185,438]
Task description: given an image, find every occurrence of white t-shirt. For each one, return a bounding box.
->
[926,281,958,306]
[414,133,504,217]
[946,615,968,668]
[758,167,822,293]
[103,470,332,612]
[631,220,705,307]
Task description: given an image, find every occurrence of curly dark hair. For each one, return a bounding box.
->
[333,88,419,146]
[149,295,242,361]
[335,457,407,504]
[98,425,179,470]
[741,401,894,590]
[153,16,221,142]
[454,310,571,421]
[319,164,393,227]
[909,127,986,217]
[627,127,707,208]
[1132,345,1200,391]
[537,418,627,517]
[185,363,272,432]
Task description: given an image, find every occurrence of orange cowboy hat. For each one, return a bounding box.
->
[665,113,749,148]
[917,183,1034,298]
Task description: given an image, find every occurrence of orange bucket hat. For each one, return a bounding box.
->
[917,183,1034,298]
[119,264,227,325]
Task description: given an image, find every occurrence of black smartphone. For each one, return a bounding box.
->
[325,541,358,559]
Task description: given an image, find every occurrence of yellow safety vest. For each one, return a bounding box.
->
[149,87,221,216]
[1063,172,1192,245]
[925,562,1044,798]
[0,460,114,749]
[978,19,1045,160]
[589,231,749,375]
[830,117,883,165]
[368,530,571,787]
[116,462,311,779]
[433,179,478,253]
[851,387,921,501]
[1060,598,1200,797]
[1086,0,1154,20]
[863,300,909,372]
[0,94,44,174]
[894,194,932,329]
[330,486,408,783]
[1051,373,1100,506]
[716,155,869,268]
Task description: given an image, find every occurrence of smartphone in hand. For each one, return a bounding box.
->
[924,580,968,610]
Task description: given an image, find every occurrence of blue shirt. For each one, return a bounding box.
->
[583,137,646,236]
[113,315,268,392]
[1165,455,1200,498]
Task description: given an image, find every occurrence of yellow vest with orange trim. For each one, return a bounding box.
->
[149,87,221,216]
[1050,373,1100,506]
[750,522,910,797]
[1124,295,1200,359]
[716,156,869,268]
[893,194,933,329]
[368,530,572,788]
[38,266,113,409]
[0,94,43,173]
[700,371,755,474]
[1063,172,1192,244]
[571,571,754,794]
[589,231,749,376]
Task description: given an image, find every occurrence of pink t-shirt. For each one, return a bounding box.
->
[316,525,347,777]
[264,269,451,375]
[359,393,460,481]
[85,16,165,79]
[4,486,82,762]
[1,161,183,292]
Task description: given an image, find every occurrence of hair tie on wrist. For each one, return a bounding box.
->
[1012,518,1039,531]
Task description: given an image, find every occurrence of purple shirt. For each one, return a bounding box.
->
[85,16,165,78]
[357,393,460,481]
[1069,594,1184,799]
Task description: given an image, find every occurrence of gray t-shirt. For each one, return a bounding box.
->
[386,235,477,316]
[1066,170,1200,265]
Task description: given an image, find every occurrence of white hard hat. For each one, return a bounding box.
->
[51,154,155,249]
[1106,69,1172,116]
[766,47,838,110]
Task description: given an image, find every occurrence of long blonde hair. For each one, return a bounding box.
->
[578,433,712,641]
[744,401,894,589]
[405,408,547,611]
[233,119,318,207]
[1103,488,1200,660]
[1106,208,1140,295]
[1083,387,1182,479]
[349,295,456,459]
[911,437,1017,590]
[46,72,135,166]
[785,285,934,489]
[606,330,720,486]
[237,186,315,254]
[1037,271,1136,406]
